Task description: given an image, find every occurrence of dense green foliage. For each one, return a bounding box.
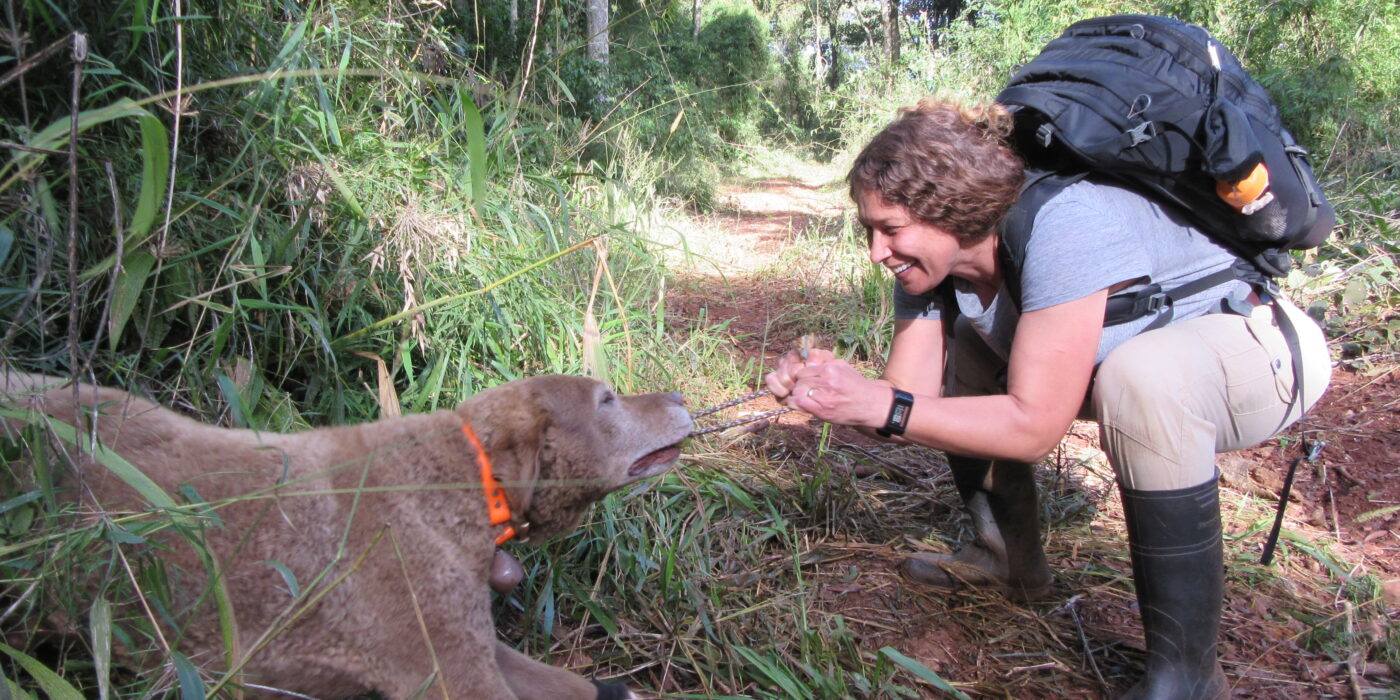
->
[1,0,698,418]
[806,0,1398,169]
[1,0,1396,696]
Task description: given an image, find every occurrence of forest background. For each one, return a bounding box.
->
[0,0,1396,697]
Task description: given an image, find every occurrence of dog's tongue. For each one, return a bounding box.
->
[629,445,681,476]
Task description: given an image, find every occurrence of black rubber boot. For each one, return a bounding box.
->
[900,456,1053,602]
[1119,475,1229,700]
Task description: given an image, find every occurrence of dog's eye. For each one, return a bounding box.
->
[599,391,617,406]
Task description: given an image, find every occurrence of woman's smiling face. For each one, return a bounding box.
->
[855,187,963,296]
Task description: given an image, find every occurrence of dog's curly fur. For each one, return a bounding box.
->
[2,373,691,699]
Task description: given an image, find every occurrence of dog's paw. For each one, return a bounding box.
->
[590,680,637,700]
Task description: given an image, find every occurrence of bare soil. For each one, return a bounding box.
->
[668,172,1400,698]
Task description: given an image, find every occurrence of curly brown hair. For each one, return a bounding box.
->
[848,99,1024,242]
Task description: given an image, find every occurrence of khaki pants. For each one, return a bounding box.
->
[950,297,1332,491]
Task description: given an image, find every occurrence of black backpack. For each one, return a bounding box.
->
[986,15,1332,565]
[990,14,1335,328]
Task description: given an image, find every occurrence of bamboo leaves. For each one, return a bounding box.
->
[879,647,973,700]
[461,87,489,216]
[0,642,85,700]
[108,248,155,352]
[4,97,172,351]
[130,108,171,242]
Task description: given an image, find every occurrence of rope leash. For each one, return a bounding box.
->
[689,337,814,437]
[688,389,793,437]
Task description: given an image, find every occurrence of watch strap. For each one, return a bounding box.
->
[875,388,914,437]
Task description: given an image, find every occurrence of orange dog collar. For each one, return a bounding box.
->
[461,422,517,545]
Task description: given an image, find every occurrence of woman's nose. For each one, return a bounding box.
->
[867,232,890,264]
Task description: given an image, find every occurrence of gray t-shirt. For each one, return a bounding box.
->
[894,179,1251,365]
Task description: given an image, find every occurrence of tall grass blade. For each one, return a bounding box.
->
[5,100,155,184]
[0,642,85,700]
[107,249,155,351]
[0,490,41,516]
[171,651,207,700]
[263,559,301,599]
[0,406,182,512]
[296,137,364,220]
[89,598,113,700]
[216,374,253,430]
[2,677,38,700]
[353,351,401,418]
[582,307,608,383]
[461,89,488,215]
[733,645,807,699]
[878,646,972,700]
[127,0,151,54]
[130,110,171,238]
[0,222,12,266]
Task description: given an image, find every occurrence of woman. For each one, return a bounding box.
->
[764,99,1331,699]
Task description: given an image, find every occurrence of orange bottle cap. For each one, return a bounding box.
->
[1216,162,1270,209]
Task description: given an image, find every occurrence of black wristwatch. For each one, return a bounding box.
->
[875,388,914,438]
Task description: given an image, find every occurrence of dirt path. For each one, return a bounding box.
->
[667,170,1400,697]
[664,169,855,424]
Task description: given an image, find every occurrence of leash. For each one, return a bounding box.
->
[1260,439,1325,565]
[688,337,816,438]
[691,334,817,434]
[688,389,793,437]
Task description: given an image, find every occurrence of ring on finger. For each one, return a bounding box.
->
[806,388,816,399]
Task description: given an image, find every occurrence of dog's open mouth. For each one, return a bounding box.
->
[629,443,683,476]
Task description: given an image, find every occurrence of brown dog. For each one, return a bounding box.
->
[2,372,691,699]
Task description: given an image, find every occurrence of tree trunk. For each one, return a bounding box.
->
[587,0,609,64]
[826,20,841,89]
[692,0,701,39]
[510,0,518,41]
[885,0,900,64]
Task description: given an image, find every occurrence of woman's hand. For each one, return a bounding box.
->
[763,347,837,400]
[788,360,889,429]
[765,345,889,429]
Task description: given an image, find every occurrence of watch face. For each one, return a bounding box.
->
[884,389,914,435]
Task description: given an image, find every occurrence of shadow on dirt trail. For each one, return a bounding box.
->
[666,170,1400,698]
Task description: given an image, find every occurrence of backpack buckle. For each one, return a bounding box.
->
[1036,122,1055,147]
[1259,278,1280,302]
[1137,291,1168,315]
[1125,121,1156,147]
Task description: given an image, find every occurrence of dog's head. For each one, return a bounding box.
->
[456,375,691,539]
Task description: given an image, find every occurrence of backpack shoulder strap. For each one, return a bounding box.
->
[997,169,1088,312]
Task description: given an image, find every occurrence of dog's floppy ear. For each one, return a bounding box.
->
[509,417,604,538]
[455,381,549,529]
